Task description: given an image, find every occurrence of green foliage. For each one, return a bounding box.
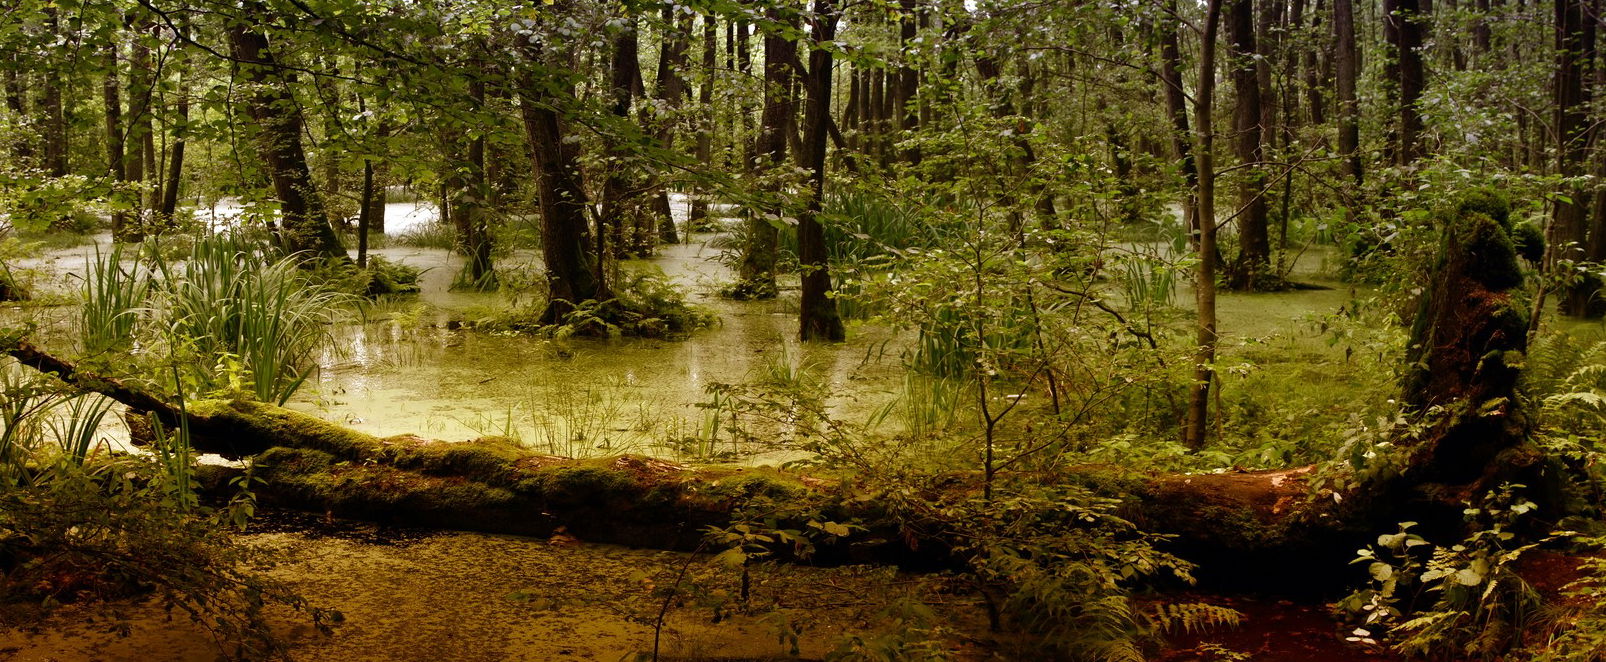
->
[149,234,354,404]
[79,242,151,354]
[1336,485,1545,660]
[1528,536,1606,662]
[942,484,1238,660]
[472,271,714,339]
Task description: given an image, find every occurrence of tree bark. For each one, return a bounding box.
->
[689,15,718,227]
[735,8,797,298]
[1335,0,1362,185]
[1227,0,1271,291]
[517,41,605,324]
[798,0,845,342]
[226,6,346,259]
[1185,0,1225,449]
[1553,0,1600,317]
[599,17,644,259]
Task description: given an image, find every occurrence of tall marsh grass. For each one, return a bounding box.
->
[150,234,352,404]
[80,243,151,354]
[78,234,352,405]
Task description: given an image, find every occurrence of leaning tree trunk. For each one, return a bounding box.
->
[227,6,346,259]
[797,0,845,343]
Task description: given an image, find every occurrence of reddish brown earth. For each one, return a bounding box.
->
[1154,594,1401,662]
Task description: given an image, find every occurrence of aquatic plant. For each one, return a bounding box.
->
[79,242,151,354]
[149,233,352,404]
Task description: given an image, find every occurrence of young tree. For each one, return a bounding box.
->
[797,0,845,342]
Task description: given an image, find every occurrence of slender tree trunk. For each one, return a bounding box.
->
[599,18,644,259]
[226,5,345,259]
[1386,0,1428,165]
[1185,0,1225,450]
[127,16,154,226]
[647,6,689,248]
[1160,0,1201,251]
[104,44,134,242]
[450,68,494,287]
[736,8,797,297]
[689,15,718,227]
[1335,0,1362,185]
[41,7,66,177]
[1227,0,1271,290]
[158,22,188,225]
[798,0,845,342]
[357,159,373,269]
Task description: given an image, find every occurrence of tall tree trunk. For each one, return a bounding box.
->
[647,6,689,248]
[517,42,605,324]
[1227,0,1271,290]
[126,15,156,232]
[40,6,66,177]
[1386,0,1428,165]
[1185,0,1225,450]
[357,158,373,269]
[104,44,134,242]
[450,68,494,287]
[1303,0,1328,127]
[735,8,797,297]
[1335,0,1362,185]
[798,0,845,342]
[1553,0,1600,316]
[689,15,718,227]
[599,17,644,259]
[1160,0,1201,251]
[226,6,345,259]
[158,20,189,225]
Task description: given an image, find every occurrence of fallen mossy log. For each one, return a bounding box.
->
[0,314,1558,593]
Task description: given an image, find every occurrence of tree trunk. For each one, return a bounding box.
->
[798,0,845,342]
[1335,0,1362,185]
[226,6,346,259]
[517,42,605,324]
[40,6,66,177]
[599,18,644,259]
[688,15,718,227]
[449,63,494,288]
[1227,0,1271,291]
[1160,0,1201,252]
[735,8,797,298]
[1554,0,1600,317]
[104,44,135,242]
[1385,0,1428,165]
[647,5,690,249]
[1185,0,1224,450]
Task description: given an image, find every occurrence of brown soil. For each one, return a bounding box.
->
[1154,594,1401,662]
[0,515,991,661]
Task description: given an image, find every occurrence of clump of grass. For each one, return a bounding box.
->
[392,220,457,250]
[148,234,353,404]
[79,242,151,354]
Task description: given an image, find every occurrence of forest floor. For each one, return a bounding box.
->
[0,512,997,661]
[0,510,1432,662]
